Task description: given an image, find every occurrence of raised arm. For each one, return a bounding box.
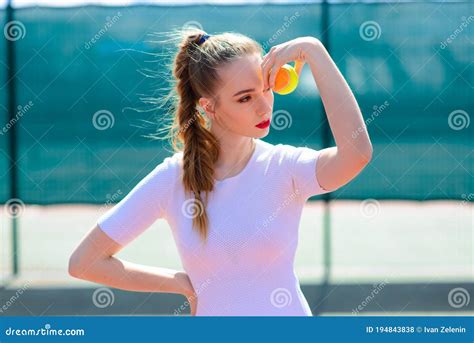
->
[262,37,373,192]
[304,38,372,191]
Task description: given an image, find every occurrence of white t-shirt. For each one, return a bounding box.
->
[97,138,331,316]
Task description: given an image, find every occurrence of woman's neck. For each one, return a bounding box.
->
[213,136,255,181]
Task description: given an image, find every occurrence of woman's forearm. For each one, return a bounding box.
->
[304,38,372,160]
[77,256,192,296]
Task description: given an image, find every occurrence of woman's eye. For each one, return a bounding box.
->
[239,96,251,103]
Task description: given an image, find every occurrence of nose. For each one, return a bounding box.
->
[256,94,273,117]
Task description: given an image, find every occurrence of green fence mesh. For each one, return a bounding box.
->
[0,2,472,204]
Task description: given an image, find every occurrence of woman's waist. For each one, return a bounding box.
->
[194,282,310,316]
[195,276,303,305]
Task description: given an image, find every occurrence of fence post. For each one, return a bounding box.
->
[6,0,19,277]
[314,0,332,316]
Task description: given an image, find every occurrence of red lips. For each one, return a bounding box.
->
[256,119,270,129]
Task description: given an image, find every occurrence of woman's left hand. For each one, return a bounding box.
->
[261,36,322,90]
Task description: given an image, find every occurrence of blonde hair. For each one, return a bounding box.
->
[151,29,263,243]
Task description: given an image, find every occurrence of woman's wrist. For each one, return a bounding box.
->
[302,37,325,65]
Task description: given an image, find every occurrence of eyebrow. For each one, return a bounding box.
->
[233,88,256,97]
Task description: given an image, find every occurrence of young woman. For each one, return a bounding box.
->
[69,30,372,316]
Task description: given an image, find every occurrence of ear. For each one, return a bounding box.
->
[198,97,216,119]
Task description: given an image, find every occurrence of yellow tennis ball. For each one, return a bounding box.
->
[272,64,299,95]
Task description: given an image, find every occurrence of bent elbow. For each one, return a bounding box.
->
[342,144,373,166]
[68,253,89,280]
[68,255,81,279]
[358,145,373,165]
[361,149,372,165]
